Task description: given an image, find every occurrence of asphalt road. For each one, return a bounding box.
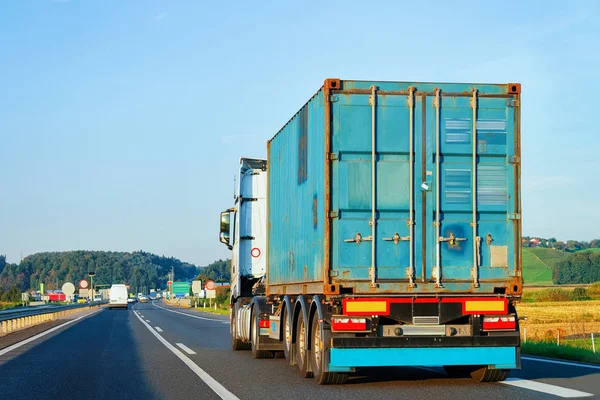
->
[0,300,598,400]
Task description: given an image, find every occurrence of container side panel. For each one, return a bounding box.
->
[267,91,325,286]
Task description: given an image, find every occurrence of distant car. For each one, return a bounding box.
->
[93,295,102,302]
[127,297,136,303]
[139,296,148,303]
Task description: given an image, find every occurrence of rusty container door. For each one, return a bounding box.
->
[426,88,520,290]
[330,87,417,287]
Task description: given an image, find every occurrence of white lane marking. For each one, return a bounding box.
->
[152,301,226,322]
[155,326,163,332]
[176,343,197,355]
[0,308,104,356]
[140,315,144,318]
[501,378,593,398]
[132,311,238,400]
[222,321,229,324]
[523,356,600,370]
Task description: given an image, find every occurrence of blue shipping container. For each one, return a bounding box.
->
[267,79,521,297]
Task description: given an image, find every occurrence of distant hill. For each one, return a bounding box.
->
[522,247,569,285]
[0,251,199,293]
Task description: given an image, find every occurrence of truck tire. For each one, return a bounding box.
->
[251,307,273,359]
[444,366,510,382]
[231,303,250,351]
[295,311,312,378]
[283,306,293,362]
[470,367,510,382]
[311,312,348,385]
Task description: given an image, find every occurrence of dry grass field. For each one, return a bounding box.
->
[517,300,600,340]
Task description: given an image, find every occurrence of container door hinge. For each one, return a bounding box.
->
[329,153,339,160]
[507,156,520,164]
[329,95,339,103]
[507,99,519,107]
[329,270,339,277]
[329,210,339,218]
[509,270,522,277]
[508,213,521,220]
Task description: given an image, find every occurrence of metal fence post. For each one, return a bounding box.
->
[593,333,596,354]
[557,330,560,346]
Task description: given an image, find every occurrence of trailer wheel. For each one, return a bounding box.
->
[311,312,348,385]
[231,302,250,351]
[295,311,312,378]
[444,366,510,382]
[283,305,294,363]
[251,307,273,359]
[470,367,510,382]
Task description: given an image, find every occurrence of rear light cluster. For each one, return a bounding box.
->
[258,319,270,329]
[331,317,368,332]
[483,315,516,331]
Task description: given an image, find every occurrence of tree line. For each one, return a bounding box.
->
[0,251,199,294]
[553,251,600,284]
[523,236,600,252]
[195,259,231,283]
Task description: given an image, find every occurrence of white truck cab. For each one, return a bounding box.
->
[219,158,267,300]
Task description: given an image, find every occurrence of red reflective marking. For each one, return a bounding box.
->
[258,319,270,329]
[251,248,261,258]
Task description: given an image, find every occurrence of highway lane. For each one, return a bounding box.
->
[140,300,598,399]
[0,305,221,400]
[0,300,597,399]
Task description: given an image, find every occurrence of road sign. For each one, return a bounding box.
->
[192,280,203,295]
[79,289,89,298]
[172,281,190,296]
[206,289,216,299]
[205,280,216,290]
[62,282,75,296]
[80,280,89,289]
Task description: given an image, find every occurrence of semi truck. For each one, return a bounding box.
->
[219,79,522,385]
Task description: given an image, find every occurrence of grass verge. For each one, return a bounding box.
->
[522,341,600,364]
[192,307,229,315]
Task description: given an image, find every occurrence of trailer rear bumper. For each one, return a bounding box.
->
[329,346,518,369]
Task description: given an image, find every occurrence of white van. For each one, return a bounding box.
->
[109,284,129,310]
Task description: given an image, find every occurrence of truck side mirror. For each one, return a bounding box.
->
[219,211,232,250]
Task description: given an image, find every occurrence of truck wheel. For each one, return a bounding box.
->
[470,367,510,382]
[251,308,273,359]
[231,303,250,351]
[295,311,312,378]
[311,312,348,385]
[283,306,293,362]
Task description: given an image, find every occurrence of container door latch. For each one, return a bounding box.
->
[439,233,467,246]
[382,233,410,244]
[344,232,372,244]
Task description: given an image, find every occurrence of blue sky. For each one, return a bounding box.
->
[1,0,599,265]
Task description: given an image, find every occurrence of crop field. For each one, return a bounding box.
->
[517,300,600,340]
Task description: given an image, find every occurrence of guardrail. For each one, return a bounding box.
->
[0,301,107,336]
